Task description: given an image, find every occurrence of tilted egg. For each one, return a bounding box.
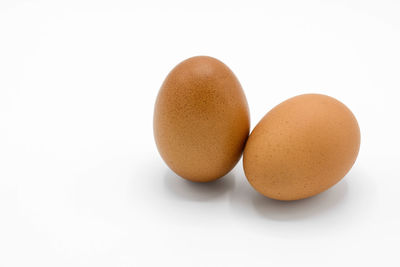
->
[243,94,360,200]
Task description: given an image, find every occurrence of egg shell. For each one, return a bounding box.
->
[243,94,360,200]
[154,56,250,182]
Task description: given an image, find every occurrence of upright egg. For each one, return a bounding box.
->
[243,94,360,200]
[154,56,250,182]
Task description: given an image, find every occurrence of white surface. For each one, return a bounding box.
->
[0,0,399,266]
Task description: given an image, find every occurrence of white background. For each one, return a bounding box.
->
[1,0,399,266]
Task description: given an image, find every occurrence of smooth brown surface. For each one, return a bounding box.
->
[154,56,250,182]
[243,94,360,200]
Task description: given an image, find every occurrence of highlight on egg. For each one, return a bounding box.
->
[243,94,360,201]
[154,56,250,182]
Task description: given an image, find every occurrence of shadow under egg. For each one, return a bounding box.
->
[250,179,349,221]
[163,170,236,202]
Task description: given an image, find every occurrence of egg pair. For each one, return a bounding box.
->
[154,56,360,201]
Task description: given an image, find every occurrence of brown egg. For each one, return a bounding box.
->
[243,94,360,201]
[154,56,250,182]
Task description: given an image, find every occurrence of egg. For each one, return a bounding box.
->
[154,56,250,182]
[243,94,360,200]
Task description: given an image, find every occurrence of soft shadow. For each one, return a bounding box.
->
[250,180,349,221]
[163,171,235,202]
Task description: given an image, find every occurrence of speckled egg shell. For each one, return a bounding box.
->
[154,56,250,182]
[243,94,360,200]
